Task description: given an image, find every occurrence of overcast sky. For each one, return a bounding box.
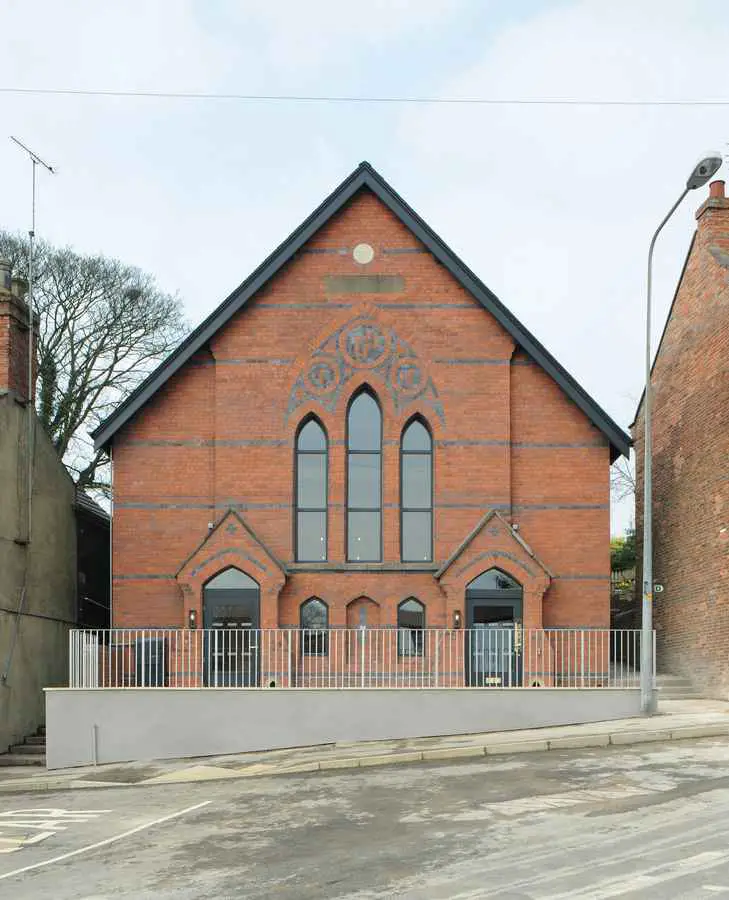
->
[2,0,727,535]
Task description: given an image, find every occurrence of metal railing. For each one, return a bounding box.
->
[68,628,650,689]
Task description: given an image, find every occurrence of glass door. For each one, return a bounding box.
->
[207,618,259,687]
[202,570,260,687]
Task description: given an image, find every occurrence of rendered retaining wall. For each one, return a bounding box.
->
[46,687,641,769]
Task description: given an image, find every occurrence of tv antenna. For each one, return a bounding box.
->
[9,135,55,543]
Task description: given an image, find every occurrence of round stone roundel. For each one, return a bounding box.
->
[353,243,375,265]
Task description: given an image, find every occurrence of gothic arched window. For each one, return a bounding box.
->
[347,390,382,562]
[400,418,433,561]
[300,597,329,656]
[398,597,425,657]
[295,418,327,562]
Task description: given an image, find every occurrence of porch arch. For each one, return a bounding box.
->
[202,567,260,628]
[465,567,523,626]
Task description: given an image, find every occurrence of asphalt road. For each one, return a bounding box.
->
[2,737,729,898]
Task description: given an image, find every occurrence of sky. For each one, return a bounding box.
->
[1,0,727,535]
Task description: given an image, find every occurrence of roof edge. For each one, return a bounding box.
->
[94,160,631,460]
[629,232,696,430]
[92,163,373,450]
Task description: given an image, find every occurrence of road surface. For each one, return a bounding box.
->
[2,737,729,898]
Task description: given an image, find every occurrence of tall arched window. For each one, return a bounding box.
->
[347,390,382,561]
[400,418,433,561]
[296,418,327,562]
[300,597,329,656]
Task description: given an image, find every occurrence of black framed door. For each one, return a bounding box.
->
[466,572,523,686]
[203,571,260,686]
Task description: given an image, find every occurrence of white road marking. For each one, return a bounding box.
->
[0,809,113,854]
[704,887,729,894]
[0,833,55,854]
[0,800,211,879]
[401,784,654,823]
[546,851,726,899]
[0,809,112,820]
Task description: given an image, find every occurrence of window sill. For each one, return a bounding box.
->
[288,562,439,573]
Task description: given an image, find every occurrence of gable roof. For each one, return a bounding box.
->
[435,508,554,581]
[92,161,630,460]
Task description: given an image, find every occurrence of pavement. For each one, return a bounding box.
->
[3,732,729,897]
[0,698,728,794]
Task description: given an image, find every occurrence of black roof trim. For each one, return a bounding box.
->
[74,489,111,524]
[93,161,630,460]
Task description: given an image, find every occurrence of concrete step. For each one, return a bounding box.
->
[660,688,704,694]
[656,674,704,699]
[24,735,46,746]
[9,743,45,755]
[660,693,705,701]
[0,753,45,767]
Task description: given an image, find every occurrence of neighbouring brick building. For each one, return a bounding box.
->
[93,162,629,687]
[633,179,729,698]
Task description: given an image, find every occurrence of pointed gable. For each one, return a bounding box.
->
[93,162,629,460]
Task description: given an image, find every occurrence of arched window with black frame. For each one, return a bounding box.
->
[400,417,433,562]
[347,390,382,562]
[398,598,425,657]
[295,418,327,562]
[300,597,329,656]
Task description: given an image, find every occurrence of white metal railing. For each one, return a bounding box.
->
[68,628,650,689]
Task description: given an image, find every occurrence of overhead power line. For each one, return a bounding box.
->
[2,87,729,106]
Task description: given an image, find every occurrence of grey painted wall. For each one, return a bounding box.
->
[46,687,641,769]
[0,399,76,752]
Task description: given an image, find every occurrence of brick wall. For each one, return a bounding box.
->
[634,180,729,697]
[111,189,612,632]
[0,261,34,402]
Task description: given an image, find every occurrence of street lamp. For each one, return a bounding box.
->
[641,152,723,715]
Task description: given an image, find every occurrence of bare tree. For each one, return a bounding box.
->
[0,232,186,495]
[611,453,636,502]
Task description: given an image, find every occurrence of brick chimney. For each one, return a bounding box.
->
[696,179,729,225]
[693,179,729,285]
[0,257,36,403]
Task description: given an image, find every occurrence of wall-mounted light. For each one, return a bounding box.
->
[453,609,462,629]
[188,608,197,630]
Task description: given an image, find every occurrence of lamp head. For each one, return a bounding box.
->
[686,153,723,190]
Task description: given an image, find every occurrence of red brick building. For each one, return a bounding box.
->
[633,179,729,698]
[93,163,629,686]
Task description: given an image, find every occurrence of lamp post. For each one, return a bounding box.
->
[641,152,722,715]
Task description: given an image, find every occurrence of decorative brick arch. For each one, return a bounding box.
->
[286,309,445,425]
[176,510,287,629]
[436,509,552,630]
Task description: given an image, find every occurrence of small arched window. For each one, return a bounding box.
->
[400,418,433,561]
[398,598,425,657]
[347,390,382,562]
[300,597,329,656]
[295,418,327,562]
